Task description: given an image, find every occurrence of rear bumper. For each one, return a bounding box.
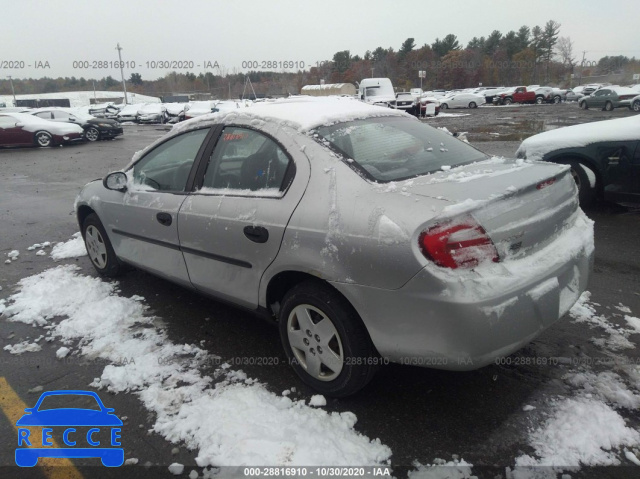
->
[332,209,594,370]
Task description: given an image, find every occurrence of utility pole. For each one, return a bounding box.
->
[116,43,129,104]
[579,50,586,86]
[7,76,16,105]
[92,80,97,103]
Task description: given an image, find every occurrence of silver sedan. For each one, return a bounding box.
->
[76,98,594,396]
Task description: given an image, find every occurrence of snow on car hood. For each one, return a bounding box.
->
[516,115,640,160]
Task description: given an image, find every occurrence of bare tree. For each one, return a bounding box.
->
[556,36,576,69]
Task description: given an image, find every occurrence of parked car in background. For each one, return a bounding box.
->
[517,115,640,206]
[409,88,423,99]
[89,103,121,119]
[419,96,440,117]
[482,87,508,104]
[565,88,585,102]
[184,101,218,120]
[30,108,123,142]
[358,78,397,107]
[137,103,168,124]
[0,112,84,147]
[117,103,144,123]
[164,103,189,123]
[439,92,485,109]
[395,92,418,115]
[76,98,592,396]
[493,86,546,105]
[579,86,638,111]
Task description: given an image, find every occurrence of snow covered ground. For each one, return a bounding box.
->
[0,91,160,108]
[2,234,640,476]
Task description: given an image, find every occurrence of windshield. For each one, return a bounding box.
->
[315,116,487,182]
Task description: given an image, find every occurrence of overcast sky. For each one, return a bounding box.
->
[4,0,640,80]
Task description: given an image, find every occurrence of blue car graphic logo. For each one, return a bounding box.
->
[16,390,123,467]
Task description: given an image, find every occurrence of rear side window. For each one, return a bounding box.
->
[315,116,487,182]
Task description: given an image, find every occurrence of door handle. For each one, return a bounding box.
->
[156,212,172,226]
[243,225,269,243]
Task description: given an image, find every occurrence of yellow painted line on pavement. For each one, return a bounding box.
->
[0,377,84,479]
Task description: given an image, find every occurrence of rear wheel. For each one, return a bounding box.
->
[604,101,613,111]
[632,100,640,112]
[468,101,477,109]
[279,281,377,397]
[82,213,123,277]
[85,126,100,142]
[535,96,544,104]
[35,131,52,147]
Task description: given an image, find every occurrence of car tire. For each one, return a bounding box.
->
[35,131,52,147]
[440,103,448,110]
[563,161,596,208]
[468,102,477,109]
[604,101,613,111]
[85,126,100,142]
[535,96,544,104]
[504,98,512,105]
[632,100,640,112]
[553,95,562,104]
[581,101,589,110]
[279,281,378,397]
[82,213,123,277]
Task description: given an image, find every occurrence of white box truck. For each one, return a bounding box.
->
[358,78,396,108]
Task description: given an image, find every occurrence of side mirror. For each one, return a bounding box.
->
[103,171,128,192]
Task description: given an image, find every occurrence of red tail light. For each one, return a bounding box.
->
[419,217,499,269]
[619,95,635,100]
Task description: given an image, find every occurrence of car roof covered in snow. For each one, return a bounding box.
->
[516,115,640,159]
[174,97,409,134]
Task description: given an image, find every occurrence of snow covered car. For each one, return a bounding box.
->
[565,88,585,102]
[184,101,218,120]
[419,96,440,117]
[31,108,123,142]
[116,103,144,123]
[164,102,189,123]
[0,112,84,147]
[579,86,639,111]
[439,92,485,109]
[75,98,593,397]
[137,103,168,124]
[516,115,640,206]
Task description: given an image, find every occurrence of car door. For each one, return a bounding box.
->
[177,125,308,308]
[598,141,637,202]
[591,89,609,108]
[98,127,213,287]
[0,115,32,146]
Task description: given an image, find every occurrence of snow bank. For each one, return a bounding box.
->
[50,233,87,260]
[2,265,391,467]
[409,458,475,479]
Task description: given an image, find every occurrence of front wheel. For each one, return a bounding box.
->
[632,100,640,112]
[503,98,512,105]
[604,101,613,111]
[553,95,562,104]
[535,96,544,104]
[82,213,123,277]
[440,103,448,110]
[564,161,596,208]
[581,101,589,110]
[35,131,52,147]
[468,102,477,109]
[279,281,378,397]
[85,126,100,142]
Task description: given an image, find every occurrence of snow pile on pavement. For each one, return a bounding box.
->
[569,292,636,350]
[564,371,640,409]
[50,232,87,260]
[516,397,639,467]
[3,340,42,355]
[408,458,475,479]
[2,265,392,467]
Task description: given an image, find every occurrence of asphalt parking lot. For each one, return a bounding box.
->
[1,103,639,478]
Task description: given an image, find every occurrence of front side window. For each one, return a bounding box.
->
[315,116,487,182]
[199,127,292,195]
[131,128,210,192]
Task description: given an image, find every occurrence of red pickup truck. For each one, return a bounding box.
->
[493,86,548,105]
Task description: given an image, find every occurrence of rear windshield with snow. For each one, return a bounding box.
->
[315,116,487,182]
